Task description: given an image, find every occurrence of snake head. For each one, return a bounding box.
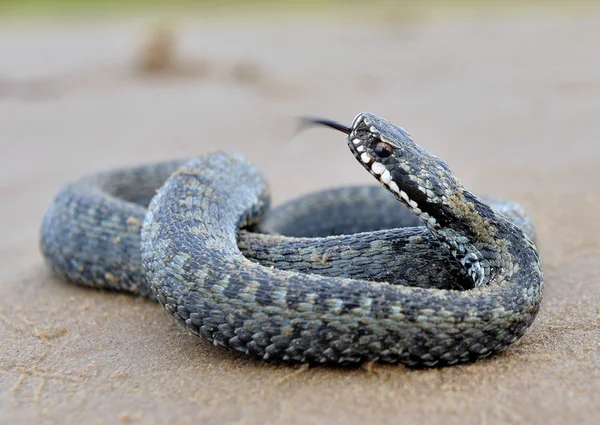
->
[302,112,461,229]
[346,112,462,228]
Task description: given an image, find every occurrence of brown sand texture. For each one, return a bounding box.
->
[1,10,599,425]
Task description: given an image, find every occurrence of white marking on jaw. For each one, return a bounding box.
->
[381,175,435,226]
[420,212,437,226]
[371,162,386,175]
[352,138,362,145]
[381,169,391,184]
[356,145,364,152]
[360,152,372,164]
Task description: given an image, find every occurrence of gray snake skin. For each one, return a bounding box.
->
[40,112,543,367]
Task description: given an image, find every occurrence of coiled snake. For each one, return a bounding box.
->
[40,112,543,367]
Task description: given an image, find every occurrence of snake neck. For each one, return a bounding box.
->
[374,167,525,288]
[421,187,529,288]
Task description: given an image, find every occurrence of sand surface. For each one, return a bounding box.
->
[1,10,599,425]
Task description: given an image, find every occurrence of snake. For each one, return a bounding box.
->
[40,112,543,367]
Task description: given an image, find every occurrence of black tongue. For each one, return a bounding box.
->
[297,116,351,135]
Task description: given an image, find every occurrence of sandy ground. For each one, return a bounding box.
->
[1,9,599,425]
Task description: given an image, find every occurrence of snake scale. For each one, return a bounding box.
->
[40,112,543,367]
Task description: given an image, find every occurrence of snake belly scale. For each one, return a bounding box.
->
[40,112,543,367]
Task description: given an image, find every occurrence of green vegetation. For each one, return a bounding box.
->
[0,0,595,19]
[2,0,365,19]
[1,0,356,13]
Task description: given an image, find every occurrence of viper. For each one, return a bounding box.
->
[40,112,543,367]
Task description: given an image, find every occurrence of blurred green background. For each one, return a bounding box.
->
[1,0,595,18]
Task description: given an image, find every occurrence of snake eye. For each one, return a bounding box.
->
[374,141,394,158]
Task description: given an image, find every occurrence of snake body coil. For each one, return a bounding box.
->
[40,112,543,367]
